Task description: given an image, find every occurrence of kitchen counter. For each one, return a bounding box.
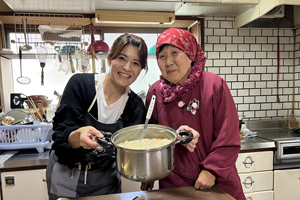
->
[0,149,49,170]
[73,185,235,200]
[240,136,275,151]
[0,136,276,170]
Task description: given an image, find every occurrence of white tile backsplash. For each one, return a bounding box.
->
[226,59,237,66]
[207,21,220,28]
[238,74,249,81]
[238,44,250,51]
[256,82,267,88]
[250,44,261,51]
[226,44,238,51]
[244,97,254,103]
[250,59,261,66]
[232,67,243,74]
[220,36,232,43]
[239,29,250,36]
[214,29,226,36]
[220,52,232,59]
[245,37,255,43]
[204,17,299,119]
[250,104,261,110]
[244,52,255,59]
[214,59,226,66]
[250,29,261,36]
[233,37,243,43]
[261,59,272,66]
[244,82,255,88]
[262,29,273,36]
[214,44,226,51]
[238,59,250,66]
[227,29,238,36]
[220,67,232,74]
[256,37,267,44]
[221,21,233,28]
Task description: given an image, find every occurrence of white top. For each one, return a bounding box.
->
[94,73,130,124]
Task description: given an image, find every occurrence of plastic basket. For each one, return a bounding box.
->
[0,123,53,153]
[38,25,82,42]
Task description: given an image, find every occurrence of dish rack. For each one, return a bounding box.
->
[0,123,53,153]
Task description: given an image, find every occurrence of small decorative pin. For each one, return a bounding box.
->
[178,101,187,109]
[187,98,200,115]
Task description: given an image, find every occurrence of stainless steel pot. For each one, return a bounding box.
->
[110,124,193,182]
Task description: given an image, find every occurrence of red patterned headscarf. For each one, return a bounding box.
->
[156,28,206,103]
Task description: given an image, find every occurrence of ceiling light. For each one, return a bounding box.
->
[95,10,175,24]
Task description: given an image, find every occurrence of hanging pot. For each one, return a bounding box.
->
[105,124,193,182]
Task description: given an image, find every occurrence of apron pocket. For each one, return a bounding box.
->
[50,162,80,198]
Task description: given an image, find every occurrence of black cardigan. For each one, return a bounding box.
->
[51,73,146,168]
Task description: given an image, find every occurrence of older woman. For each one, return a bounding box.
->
[142,28,245,200]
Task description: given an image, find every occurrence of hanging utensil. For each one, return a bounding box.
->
[16,49,31,84]
[90,23,96,73]
[36,46,52,86]
[140,95,156,140]
[19,18,32,51]
[69,46,75,73]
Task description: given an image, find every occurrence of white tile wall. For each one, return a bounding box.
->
[204,17,300,119]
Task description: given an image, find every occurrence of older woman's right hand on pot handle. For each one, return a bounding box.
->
[141,181,154,191]
[176,125,199,152]
[68,126,104,149]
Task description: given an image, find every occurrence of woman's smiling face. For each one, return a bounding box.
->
[108,44,142,88]
[157,45,192,85]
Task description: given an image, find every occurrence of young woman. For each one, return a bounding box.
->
[142,28,246,200]
[46,33,148,199]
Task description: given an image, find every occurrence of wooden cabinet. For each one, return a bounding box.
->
[274,169,300,200]
[236,151,273,200]
[1,169,48,200]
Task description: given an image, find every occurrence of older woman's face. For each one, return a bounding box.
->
[157,45,192,85]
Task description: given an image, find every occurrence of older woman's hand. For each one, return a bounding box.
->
[68,126,104,149]
[195,169,216,190]
[176,125,199,152]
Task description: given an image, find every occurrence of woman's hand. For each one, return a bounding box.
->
[194,169,216,190]
[68,126,104,149]
[176,125,199,152]
[141,182,154,191]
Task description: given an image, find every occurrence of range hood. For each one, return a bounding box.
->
[235,0,300,28]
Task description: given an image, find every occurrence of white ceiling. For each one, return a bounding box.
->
[2,0,257,18]
[3,0,182,14]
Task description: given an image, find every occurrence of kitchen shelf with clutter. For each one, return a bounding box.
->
[0,12,110,75]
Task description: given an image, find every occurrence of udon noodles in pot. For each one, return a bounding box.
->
[118,138,173,149]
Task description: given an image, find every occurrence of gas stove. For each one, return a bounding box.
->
[257,128,300,169]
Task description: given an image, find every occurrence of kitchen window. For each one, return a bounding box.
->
[9,30,164,110]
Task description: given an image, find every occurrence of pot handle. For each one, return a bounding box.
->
[178,130,194,144]
[95,136,109,148]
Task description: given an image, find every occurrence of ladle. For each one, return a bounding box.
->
[19,18,32,51]
[17,49,31,84]
[140,95,156,140]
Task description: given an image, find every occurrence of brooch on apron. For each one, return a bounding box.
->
[178,98,200,115]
